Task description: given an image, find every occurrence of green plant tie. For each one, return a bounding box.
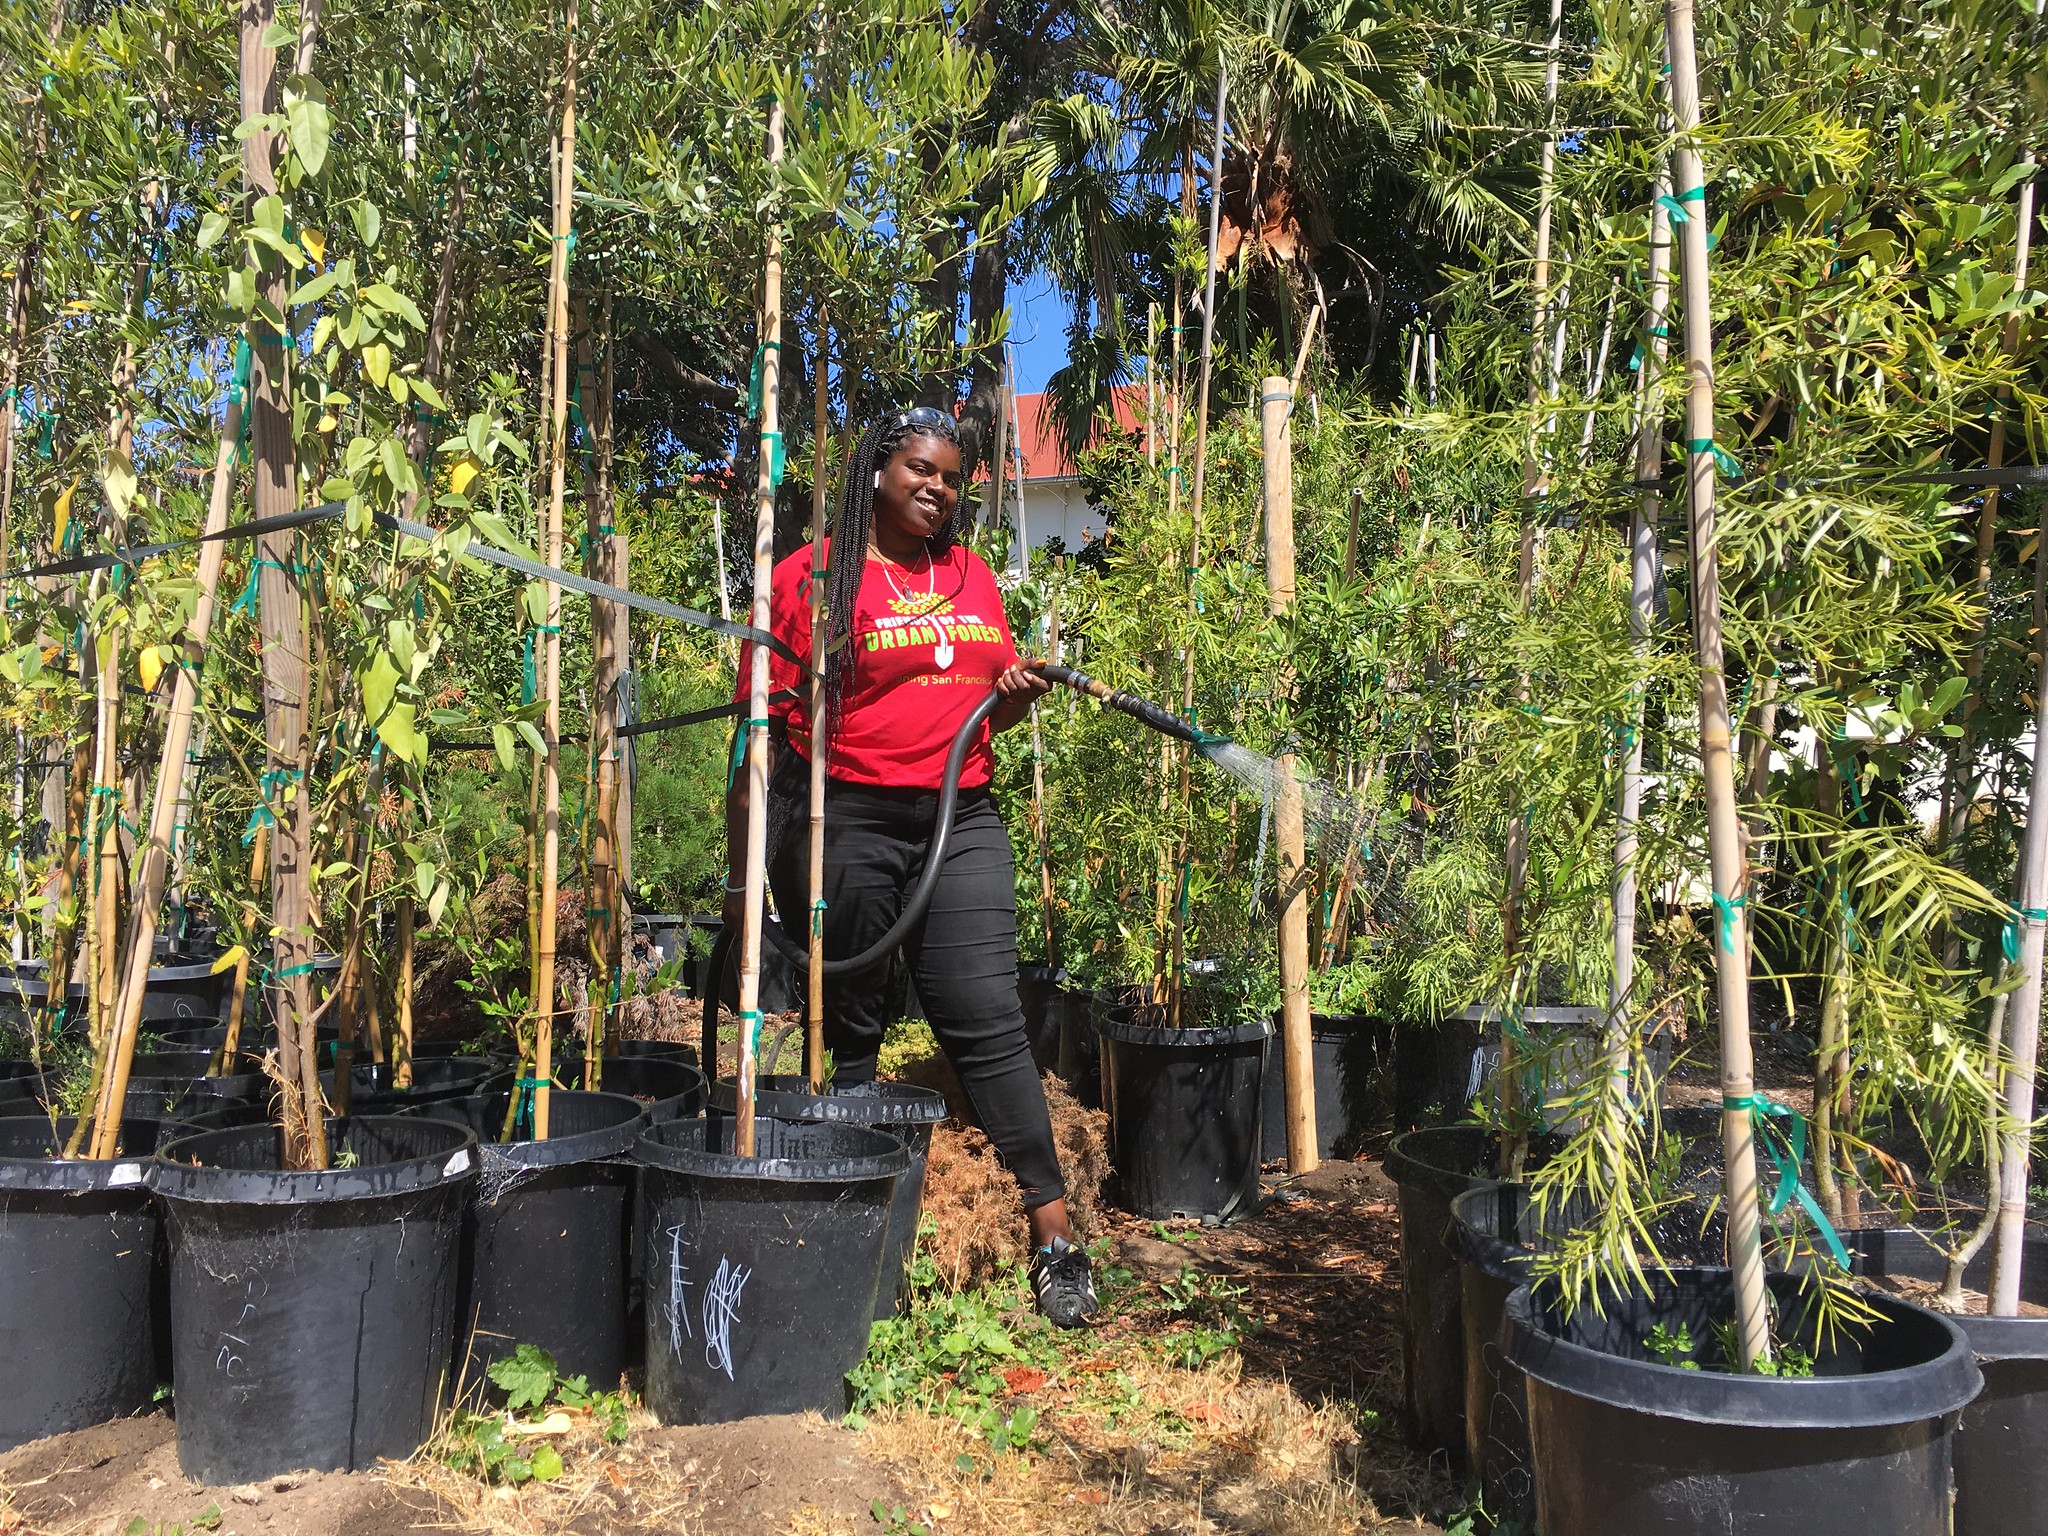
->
[746,342,783,418]
[1685,437,1743,480]
[513,1075,547,1137]
[762,430,786,489]
[2001,905,2048,964]
[1723,1092,1850,1270]
[1711,890,1747,953]
[1657,185,1706,224]
[740,1008,763,1062]
[231,556,288,616]
[521,630,537,704]
[242,766,303,846]
[811,897,827,937]
[271,960,318,980]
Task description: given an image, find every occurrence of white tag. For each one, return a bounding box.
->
[443,1149,472,1177]
[107,1163,144,1187]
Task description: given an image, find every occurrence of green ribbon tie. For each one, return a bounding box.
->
[1711,890,1747,953]
[2002,905,2048,964]
[1657,185,1706,223]
[762,429,785,489]
[740,1008,763,1061]
[1686,437,1743,479]
[241,766,303,846]
[1725,1093,1850,1270]
[272,959,318,979]
[746,341,782,417]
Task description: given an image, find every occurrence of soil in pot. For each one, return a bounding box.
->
[1259,1012,1393,1165]
[1505,1267,1981,1536]
[407,1090,646,1390]
[635,1113,906,1423]
[0,1115,184,1453]
[710,1075,948,1319]
[1952,1313,2048,1536]
[1099,1013,1267,1222]
[151,1115,477,1484]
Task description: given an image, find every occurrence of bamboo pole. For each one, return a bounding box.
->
[87,405,246,1154]
[733,97,786,1158]
[532,0,581,1142]
[1988,471,2048,1314]
[585,297,621,1086]
[805,313,830,1092]
[1262,376,1316,1173]
[1667,0,1770,1367]
[1500,0,1566,1172]
[1605,157,1674,1133]
[1162,63,1229,1025]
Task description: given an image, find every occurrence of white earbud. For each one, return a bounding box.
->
[873,470,882,489]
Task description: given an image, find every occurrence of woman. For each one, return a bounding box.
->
[723,405,1097,1328]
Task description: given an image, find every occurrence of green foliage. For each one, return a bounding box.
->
[439,1344,628,1486]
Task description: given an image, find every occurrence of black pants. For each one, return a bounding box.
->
[770,778,1065,1210]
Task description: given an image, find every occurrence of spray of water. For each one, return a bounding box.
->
[1195,739,1374,855]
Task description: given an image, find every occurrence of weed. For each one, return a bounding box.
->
[436,1343,630,1485]
[870,1499,931,1536]
[1644,1322,1701,1370]
[1150,1220,1200,1245]
[122,1507,220,1536]
[1155,1264,1260,1369]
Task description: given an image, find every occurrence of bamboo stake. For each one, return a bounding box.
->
[1262,376,1315,1174]
[87,402,246,1156]
[533,0,582,1142]
[1500,0,1566,1173]
[805,312,830,1092]
[585,297,621,1087]
[1605,154,1674,1140]
[1668,0,1770,1366]
[393,894,415,1088]
[1988,466,2048,1314]
[1163,63,1229,1025]
[733,97,786,1158]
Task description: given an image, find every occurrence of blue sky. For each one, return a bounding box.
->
[1007,271,1069,394]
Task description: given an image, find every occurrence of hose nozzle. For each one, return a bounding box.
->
[1033,662,1206,746]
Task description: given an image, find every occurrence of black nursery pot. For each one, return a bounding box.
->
[610,1038,700,1069]
[1260,1012,1392,1165]
[339,1054,508,1114]
[712,1075,949,1320]
[1099,1014,1267,1222]
[1383,1124,1517,1464]
[122,1049,271,1121]
[1016,966,1069,1075]
[1505,1268,1981,1536]
[152,1116,477,1485]
[635,1114,906,1424]
[559,1054,707,1123]
[1953,1313,2048,1536]
[408,1090,646,1390]
[0,1115,182,1453]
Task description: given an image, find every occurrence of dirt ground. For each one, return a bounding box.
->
[0,1146,1441,1536]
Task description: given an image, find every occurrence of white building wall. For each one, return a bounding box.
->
[1008,478,1108,571]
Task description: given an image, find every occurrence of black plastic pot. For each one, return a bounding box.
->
[1505,1269,1980,1536]
[338,1055,508,1114]
[408,1090,646,1390]
[1099,1014,1266,1222]
[611,1038,700,1069]
[1953,1313,2048,1536]
[558,1054,706,1123]
[122,1048,271,1121]
[1384,1125,1551,1465]
[1017,966,1069,1074]
[1259,1012,1392,1165]
[712,1075,949,1319]
[153,1021,338,1056]
[152,1116,477,1484]
[0,1115,183,1452]
[635,1114,907,1423]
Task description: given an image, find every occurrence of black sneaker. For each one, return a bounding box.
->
[1031,1236,1099,1328]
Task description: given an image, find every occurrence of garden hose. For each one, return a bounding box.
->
[703,663,1203,1062]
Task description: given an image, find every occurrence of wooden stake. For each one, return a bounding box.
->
[1605,149,1675,1141]
[733,97,786,1157]
[533,0,581,1142]
[805,312,830,1092]
[1667,0,1770,1367]
[88,410,245,1157]
[1262,376,1316,1174]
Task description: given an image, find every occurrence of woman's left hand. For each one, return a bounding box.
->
[994,657,1055,703]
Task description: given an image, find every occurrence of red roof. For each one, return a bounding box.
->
[1002,386,1150,482]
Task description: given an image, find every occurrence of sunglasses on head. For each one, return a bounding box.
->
[891,406,957,436]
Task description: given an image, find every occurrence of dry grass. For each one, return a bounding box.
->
[860,1349,1419,1536]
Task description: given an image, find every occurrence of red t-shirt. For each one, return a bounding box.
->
[733,541,1018,789]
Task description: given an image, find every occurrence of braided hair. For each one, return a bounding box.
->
[820,406,962,750]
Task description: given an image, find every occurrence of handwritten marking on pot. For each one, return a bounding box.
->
[703,1257,752,1381]
[664,1225,694,1360]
